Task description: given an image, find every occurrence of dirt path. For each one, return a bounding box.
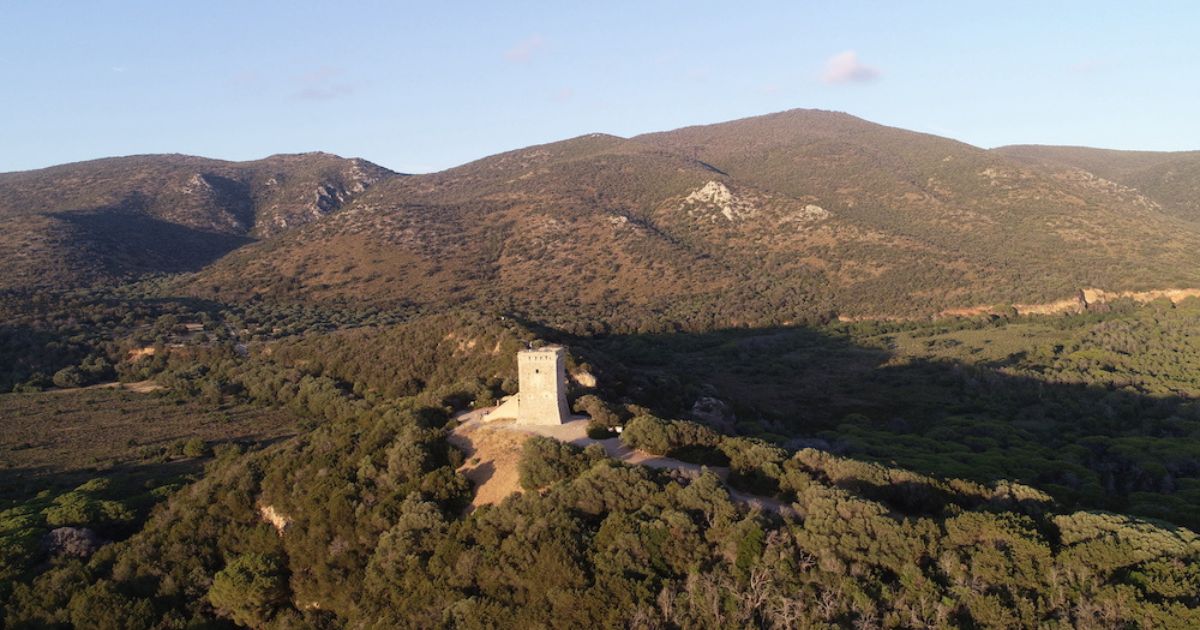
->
[449,410,796,516]
[46,380,164,394]
[838,286,1200,322]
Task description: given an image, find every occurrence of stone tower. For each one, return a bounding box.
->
[515,346,569,425]
[484,345,570,425]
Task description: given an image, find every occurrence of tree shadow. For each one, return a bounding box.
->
[0,434,295,506]
[0,459,202,507]
[55,207,253,277]
[556,323,1200,529]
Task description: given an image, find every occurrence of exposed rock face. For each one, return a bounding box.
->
[680,180,830,227]
[798,204,830,221]
[252,156,394,238]
[938,286,1200,320]
[570,369,597,388]
[682,181,758,222]
[259,504,292,535]
[691,396,735,432]
[42,527,105,558]
[178,173,254,232]
[1080,287,1200,306]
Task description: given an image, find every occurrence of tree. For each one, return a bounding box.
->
[208,554,291,627]
[518,436,597,490]
[67,581,155,630]
[52,366,86,389]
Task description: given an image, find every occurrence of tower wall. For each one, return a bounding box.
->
[516,346,569,425]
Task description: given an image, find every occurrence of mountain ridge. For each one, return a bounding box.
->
[184,109,1200,329]
[8,108,1200,330]
[0,152,395,290]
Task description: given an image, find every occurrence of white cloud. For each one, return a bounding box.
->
[822,50,881,84]
[504,35,545,63]
[293,66,356,101]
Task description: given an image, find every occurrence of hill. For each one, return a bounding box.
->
[8,109,1200,627]
[995,144,1200,221]
[8,307,1200,627]
[0,153,394,290]
[189,110,1200,329]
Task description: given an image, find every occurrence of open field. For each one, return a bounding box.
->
[0,386,298,501]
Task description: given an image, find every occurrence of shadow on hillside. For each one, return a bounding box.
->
[56,207,253,275]
[559,323,1200,529]
[0,458,203,505]
[0,433,296,506]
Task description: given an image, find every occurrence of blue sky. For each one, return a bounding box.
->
[2,1,1198,173]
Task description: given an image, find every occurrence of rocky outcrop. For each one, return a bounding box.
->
[259,504,292,535]
[42,527,106,558]
[682,181,758,222]
[570,369,597,388]
[937,287,1200,320]
[691,396,736,433]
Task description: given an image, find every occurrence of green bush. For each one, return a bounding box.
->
[586,421,617,439]
[208,554,290,627]
[52,366,86,389]
[67,581,154,630]
[518,436,599,491]
[620,415,725,464]
[181,437,210,458]
[572,394,622,428]
[42,488,134,529]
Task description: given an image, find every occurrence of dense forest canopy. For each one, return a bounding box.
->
[6,283,1200,627]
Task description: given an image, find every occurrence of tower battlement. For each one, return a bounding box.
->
[484,345,570,425]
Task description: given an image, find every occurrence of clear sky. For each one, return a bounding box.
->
[3,1,1198,173]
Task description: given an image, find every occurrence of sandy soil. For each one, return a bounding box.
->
[447,415,529,513]
[449,410,795,516]
[122,380,165,393]
[47,380,164,394]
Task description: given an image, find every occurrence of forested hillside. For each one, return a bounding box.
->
[7,108,1200,628]
[7,298,1200,628]
[5,283,1200,627]
[188,110,1200,327]
[996,144,1200,221]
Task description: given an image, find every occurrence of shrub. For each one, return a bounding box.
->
[67,581,154,630]
[720,437,787,496]
[208,554,290,627]
[43,487,135,529]
[52,366,86,389]
[572,394,622,428]
[621,415,725,463]
[182,437,210,458]
[586,421,617,439]
[620,415,672,455]
[518,436,599,491]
